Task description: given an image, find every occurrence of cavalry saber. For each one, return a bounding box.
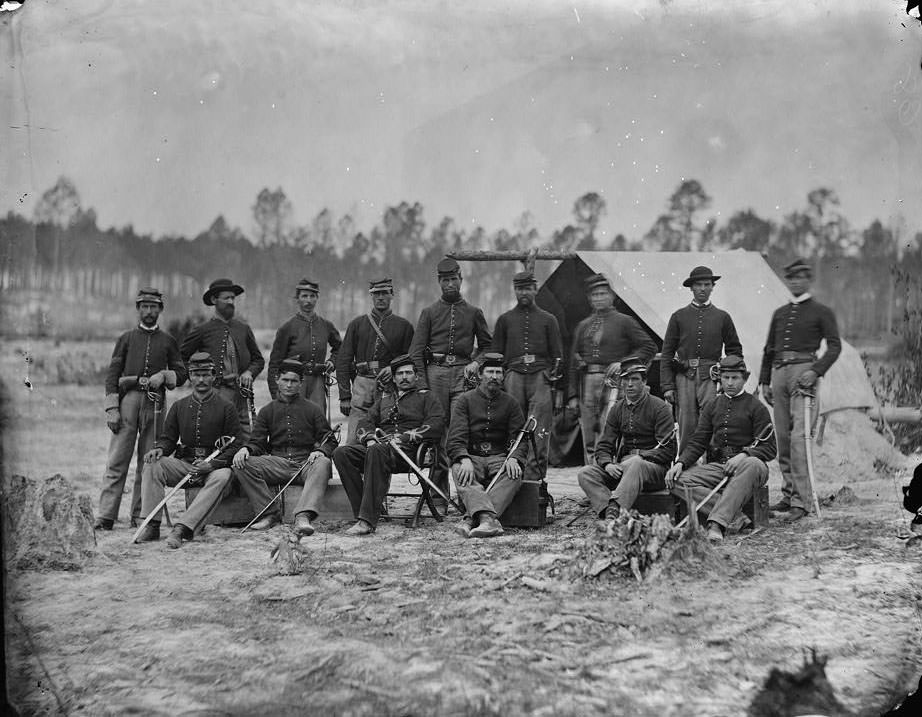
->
[379,431,465,514]
[675,423,774,530]
[132,436,235,543]
[803,391,822,518]
[485,415,538,492]
[239,385,256,434]
[239,423,341,534]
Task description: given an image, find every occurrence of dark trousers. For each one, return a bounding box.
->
[333,443,408,528]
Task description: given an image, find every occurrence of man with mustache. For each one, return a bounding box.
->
[95,287,187,530]
[576,357,676,520]
[666,355,777,542]
[409,258,492,511]
[268,278,342,415]
[135,352,242,549]
[446,353,528,538]
[490,271,563,482]
[567,274,657,463]
[332,354,444,535]
[181,278,265,438]
[336,277,415,443]
[231,358,339,535]
[660,266,742,454]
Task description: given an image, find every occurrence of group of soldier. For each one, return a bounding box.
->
[94,254,840,548]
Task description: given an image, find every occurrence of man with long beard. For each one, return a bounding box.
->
[447,353,528,538]
[181,278,265,438]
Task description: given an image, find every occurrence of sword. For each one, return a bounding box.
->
[597,362,622,444]
[803,390,822,518]
[323,362,336,424]
[486,415,538,492]
[239,385,256,434]
[132,435,235,543]
[377,429,465,513]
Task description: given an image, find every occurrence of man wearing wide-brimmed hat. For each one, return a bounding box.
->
[408,257,492,508]
[660,265,742,453]
[576,357,675,520]
[491,270,563,481]
[181,278,265,437]
[567,273,656,463]
[336,277,415,443]
[95,287,187,531]
[666,355,776,542]
[759,258,840,523]
[135,352,243,549]
[268,278,342,415]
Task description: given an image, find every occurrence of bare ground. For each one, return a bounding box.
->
[3,340,922,716]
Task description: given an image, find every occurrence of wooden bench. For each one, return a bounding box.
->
[634,484,770,529]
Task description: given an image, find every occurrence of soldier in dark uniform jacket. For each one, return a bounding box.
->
[577,357,676,520]
[135,352,243,549]
[332,354,444,535]
[667,356,777,542]
[232,358,338,537]
[268,278,342,414]
[336,278,414,443]
[759,258,841,522]
[491,271,563,482]
[408,257,491,504]
[181,278,265,438]
[660,266,743,453]
[447,354,528,538]
[96,288,187,530]
[567,274,657,463]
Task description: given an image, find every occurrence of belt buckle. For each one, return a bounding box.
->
[523,354,535,365]
[687,359,700,368]
[445,354,456,365]
[478,442,492,455]
[194,447,208,460]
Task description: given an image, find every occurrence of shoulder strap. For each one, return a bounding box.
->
[366,313,393,353]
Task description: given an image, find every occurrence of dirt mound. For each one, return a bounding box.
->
[2,474,97,570]
[816,409,909,484]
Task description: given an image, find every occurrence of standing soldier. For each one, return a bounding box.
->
[576,357,676,520]
[759,259,841,522]
[134,352,242,549]
[268,278,342,416]
[409,257,492,507]
[181,278,265,438]
[567,274,656,463]
[95,287,187,531]
[660,266,743,453]
[232,359,339,535]
[336,278,414,443]
[666,356,777,542]
[447,353,528,538]
[332,355,444,535]
[491,271,563,480]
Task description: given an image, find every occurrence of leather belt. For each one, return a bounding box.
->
[708,446,745,463]
[429,353,469,366]
[215,373,238,388]
[470,442,504,457]
[773,351,814,368]
[355,360,381,378]
[179,447,212,461]
[584,363,609,374]
[301,362,327,376]
[619,448,644,459]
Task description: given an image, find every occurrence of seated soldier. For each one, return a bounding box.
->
[231,358,338,536]
[577,357,676,520]
[447,353,529,538]
[135,352,242,549]
[332,354,444,535]
[665,355,777,542]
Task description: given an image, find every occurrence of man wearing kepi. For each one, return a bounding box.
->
[409,257,491,507]
[135,352,242,549]
[666,356,777,542]
[491,271,563,481]
[660,266,743,454]
[181,278,264,438]
[336,278,415,444]
[332,354,444,536]
[577,357,676,520]
[268,278,342,415]
[96,287,187,531]
[759,258,841,522]
[447,353,528,538]
[231,358,338,535]
[567,274,656,463]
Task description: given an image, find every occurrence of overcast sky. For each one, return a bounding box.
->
[3,0,921,244]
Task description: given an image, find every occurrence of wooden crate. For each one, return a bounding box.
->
[499,481,551,528]
[633,490,676,518]
[742,484,770,528]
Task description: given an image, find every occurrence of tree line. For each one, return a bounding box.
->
[1,176,919,338]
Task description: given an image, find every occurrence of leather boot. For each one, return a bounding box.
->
[604,500,621,521]
[134,522,160,543]
[781,507,808,523]
[470,513,504,538]
[249,513,281,531]
[345,519,374,536]
[165,526,185,549]
[94,517,114,531]
[706,521,725,542]
[769,498,791,512]
[293,512,315,537]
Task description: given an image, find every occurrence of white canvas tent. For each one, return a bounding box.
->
[537,250,877,414]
